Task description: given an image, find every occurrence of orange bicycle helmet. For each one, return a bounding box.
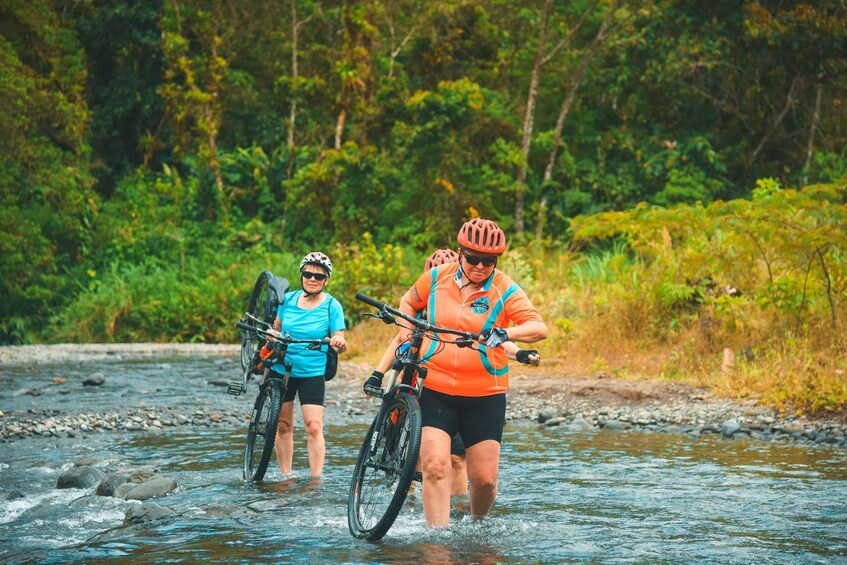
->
[456,218,507,255]
[424,248,459,271]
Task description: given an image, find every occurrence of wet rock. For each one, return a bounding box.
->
[601,419,632,431]
[124,476,178,501]
[537,408,558,424]
[83,373,106,386]
[74,456,104,468]
[124,501,176,525]
[128,467,158,483]
[113,483,136,500]
[57,466,105,489]
[720,419,741,437]
[204,505,259,519]
[96,473,129,497]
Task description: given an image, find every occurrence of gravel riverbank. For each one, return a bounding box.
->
[1,344,845,448]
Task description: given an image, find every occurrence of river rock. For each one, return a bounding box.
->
[720,418,741,437]
[123,501,176,525]
[537,408,558,423]
[601,419,632,431]
[96,473,129,496]
[83,373,106,386]
[57,466,105,489]
[128,467,159,483]
[124,476,178,501]
[113,483,136,500]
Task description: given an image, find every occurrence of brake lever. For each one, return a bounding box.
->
[379,311,396,325]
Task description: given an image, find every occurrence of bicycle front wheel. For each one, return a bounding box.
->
[241,270,276,372]
[243,378,283,482]
[347,392,421,540]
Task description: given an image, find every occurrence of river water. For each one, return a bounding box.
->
[1,356,846,563]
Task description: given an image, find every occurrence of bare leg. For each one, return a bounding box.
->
[450,454,468,496]
[301,404,325,477]
[420,426,453,527]
[274,401,295,476]
[465,439,500,519]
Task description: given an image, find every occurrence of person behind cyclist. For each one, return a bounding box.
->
[268,252,347,478]
[397,219,548,526]
[363,248,541,496]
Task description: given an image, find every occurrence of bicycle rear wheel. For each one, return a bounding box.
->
[347,392,421,540]
[243,378,283,482]
[241,270,277,372]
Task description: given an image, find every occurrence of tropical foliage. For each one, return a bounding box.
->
[2,0,846,412]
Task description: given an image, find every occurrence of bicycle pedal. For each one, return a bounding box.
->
[227,382,246,396]
[413,471,422,483]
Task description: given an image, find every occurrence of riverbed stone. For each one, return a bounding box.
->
[124,476,178,501]
[537,408,558,423]
[720,418,741,437]
[123,501,176,525]
[57,466,105,489]
[83,373,106,386]
[128,467,158,483]
[96,473,129,497]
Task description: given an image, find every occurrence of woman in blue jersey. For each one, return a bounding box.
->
[270,252,347,478]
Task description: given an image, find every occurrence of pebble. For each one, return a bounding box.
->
[1,372,845,450]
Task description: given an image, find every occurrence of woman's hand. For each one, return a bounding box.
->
[330,333,347,353]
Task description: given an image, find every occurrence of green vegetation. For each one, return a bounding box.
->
[2,1,846,414]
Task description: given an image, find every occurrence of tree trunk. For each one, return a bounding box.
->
[515,0,554,235]
[287,0,299,181]
[335,108,347,149]
[803,81,823,185]
[751,77,797,164]
[537,0,620,239]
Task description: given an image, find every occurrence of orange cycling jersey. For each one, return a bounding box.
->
[406,262,543,397]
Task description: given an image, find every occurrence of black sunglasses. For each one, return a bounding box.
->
[302,271,328,281]
[462,252,497,267]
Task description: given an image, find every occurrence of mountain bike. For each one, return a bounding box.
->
[229,272,332,482]
[347,292,481,541]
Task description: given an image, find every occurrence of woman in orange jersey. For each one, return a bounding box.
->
[398,219,548,527]
[364,247,541,498]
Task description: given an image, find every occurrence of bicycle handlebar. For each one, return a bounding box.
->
[355,292,481,341]
[235,322,332,346]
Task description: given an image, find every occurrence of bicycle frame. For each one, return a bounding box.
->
[230,321,330,395]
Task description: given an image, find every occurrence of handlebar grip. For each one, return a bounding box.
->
[235,322,255,332]
[356,292,385,309]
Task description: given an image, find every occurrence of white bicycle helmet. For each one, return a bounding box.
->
[300,251,333,278]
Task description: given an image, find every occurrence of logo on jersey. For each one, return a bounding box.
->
[470,297,490,314]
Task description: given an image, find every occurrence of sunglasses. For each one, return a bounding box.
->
[462,253,497,267]
[302,271,328,281]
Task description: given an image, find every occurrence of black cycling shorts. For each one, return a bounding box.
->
[281,374,325,406]
[451,433,466,456]
[420,388,506,448]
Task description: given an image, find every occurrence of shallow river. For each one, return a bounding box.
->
[1,356,846,563]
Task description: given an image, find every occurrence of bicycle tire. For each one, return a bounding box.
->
[241,270,277,372]
[243,378,283,482]
[348,392,421,540]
